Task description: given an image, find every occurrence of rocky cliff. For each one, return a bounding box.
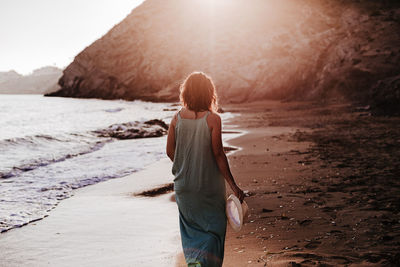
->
[0,67,62,94]
[46,0,400,114]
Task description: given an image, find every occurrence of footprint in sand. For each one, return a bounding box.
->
[304,240,321,249]
[262,208,273,213]
[298,219,312,226]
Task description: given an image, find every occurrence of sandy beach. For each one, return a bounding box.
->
[0,159,181,267]
[1,100,399,266]
[1,0,399,265]
[220,100,400,266]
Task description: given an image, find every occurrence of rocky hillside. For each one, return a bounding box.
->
[46,0,400,114]
[0,67,62,94]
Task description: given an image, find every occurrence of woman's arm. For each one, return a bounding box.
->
[209,113,245,202]
[166,114,177,161]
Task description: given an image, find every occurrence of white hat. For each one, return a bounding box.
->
[226,194,249,232]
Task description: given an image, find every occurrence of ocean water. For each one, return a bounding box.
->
[0,94,234,233]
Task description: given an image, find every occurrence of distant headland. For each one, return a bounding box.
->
[0,66,62,95]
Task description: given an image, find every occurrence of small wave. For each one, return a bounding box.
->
[1,133,80,146]
[0,119,170,179]
[0,133,112,179]
[0,135,167,233]
[0,117,171,232]
[0,141,111,179]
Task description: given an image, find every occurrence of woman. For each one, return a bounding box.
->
[166,72,245,266]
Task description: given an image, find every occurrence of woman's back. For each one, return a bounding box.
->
[166,72,244,266]
[172,109,225,196]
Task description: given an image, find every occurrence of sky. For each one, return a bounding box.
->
[0,0,144,75]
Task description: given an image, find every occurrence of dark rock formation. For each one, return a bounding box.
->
[46,0,400,114]
[92,119,168,140]
[0,67,62,94]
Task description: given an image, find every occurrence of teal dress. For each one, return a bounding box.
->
[172,110,227,267]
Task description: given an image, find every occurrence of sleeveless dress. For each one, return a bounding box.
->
[172,110,227,267]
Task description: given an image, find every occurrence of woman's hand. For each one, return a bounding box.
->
[233,185,245,203]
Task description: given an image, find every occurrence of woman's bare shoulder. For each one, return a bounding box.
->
[207,111,222,126]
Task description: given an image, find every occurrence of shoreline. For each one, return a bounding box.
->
[0,111,243,267]
[0,158,182,266]
[0,96,178,233]
[1,100,398,266]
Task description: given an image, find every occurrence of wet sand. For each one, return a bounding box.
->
[0,159,181,267]
[1,100,399,266]
[0,121,242,267]
[220,100,400,266]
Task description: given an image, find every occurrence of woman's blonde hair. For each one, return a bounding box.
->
[179,72,219,112]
